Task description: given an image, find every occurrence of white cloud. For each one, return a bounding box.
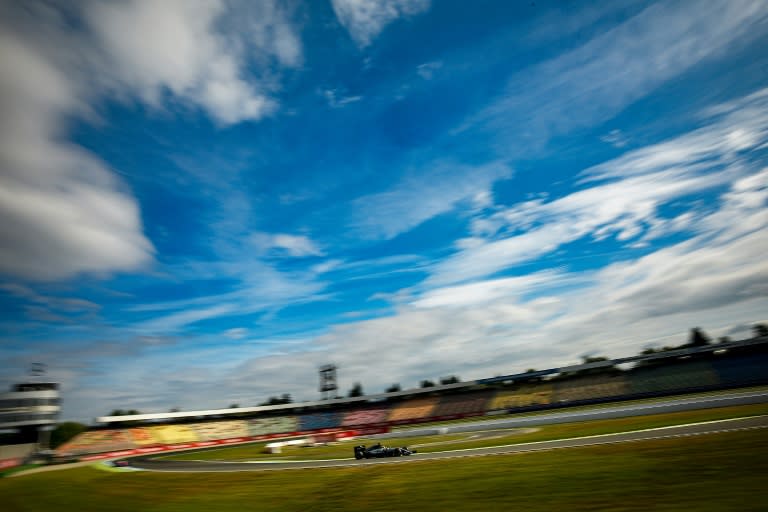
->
[0,24,154,280]
[138,303,237,333]
[311,259,344,275]
[429,167,732,286]
[214,166,766,402]
[321,88,363,108]
[85,0,299,124]
[412,271,570,309]
[430,89,768,286]
[251,232,324,257]
[34,170,765,417]
[224,327,249,340]
[416,60,442,80]
[600,129,629,148]
[129,257,330,334]
[0,1,302,281]
[350,160,511,240]
[457,0,768,151]
[331,0,430,47]
[581,88,768,183]
[0,283,99,313]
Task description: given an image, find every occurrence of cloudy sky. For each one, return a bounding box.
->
[0,0,766,423]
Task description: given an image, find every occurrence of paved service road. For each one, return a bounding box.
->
[130,415,768,473]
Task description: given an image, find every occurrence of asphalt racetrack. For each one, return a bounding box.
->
[129,390,768,473]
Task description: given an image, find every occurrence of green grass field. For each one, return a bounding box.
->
[1,403,767,511]
[1,430,765,511]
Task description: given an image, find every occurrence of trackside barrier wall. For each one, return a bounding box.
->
[0,443,36,469]
[0,457,23,470]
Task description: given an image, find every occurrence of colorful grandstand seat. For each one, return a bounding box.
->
[489,384,553,410]
[148,424,200,444]
[432,391,493,417]
[129,427,160,446]
[387,397,439,422]
[298,411,342,431]
[711,353,768,386]
[341,406,390,427]
[247,416,298,436]
[57,429,135,455]
[190,420,249,441]
[553,375,628,402]
[629,361,720,395]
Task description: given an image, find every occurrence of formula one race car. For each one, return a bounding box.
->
[354,443,417,459]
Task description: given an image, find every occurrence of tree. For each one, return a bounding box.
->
[50,422,87,449]
[420,380,435,388]
[386,383,401,393]
[348,382,364,397]
[718,336,732,344]
[260,394,292,406]
[753,323,768,338]
[689,327,712,347]
[575,355,616,376]
[439,375,460,385]
[110,409,140,416]
[581,355,609,364]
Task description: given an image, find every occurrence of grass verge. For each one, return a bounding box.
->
[1,429,765,511]
[0,464,42,479]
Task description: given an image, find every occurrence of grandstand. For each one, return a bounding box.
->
[431,391,493,417]
[710,352,768,387]
[247,416,298,436]
[52,335,768,460]
[489,384,553,410]
[553,375,628,403]
[298,411,342,431]
[190,420,249,441]
[57,429,134,456]
[341,406,390,427]
[387,396,439,423]
[628,360,720,396]
[129,427,158,446]
[149,424,199,445]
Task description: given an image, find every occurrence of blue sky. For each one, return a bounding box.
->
[0,0,766,423]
